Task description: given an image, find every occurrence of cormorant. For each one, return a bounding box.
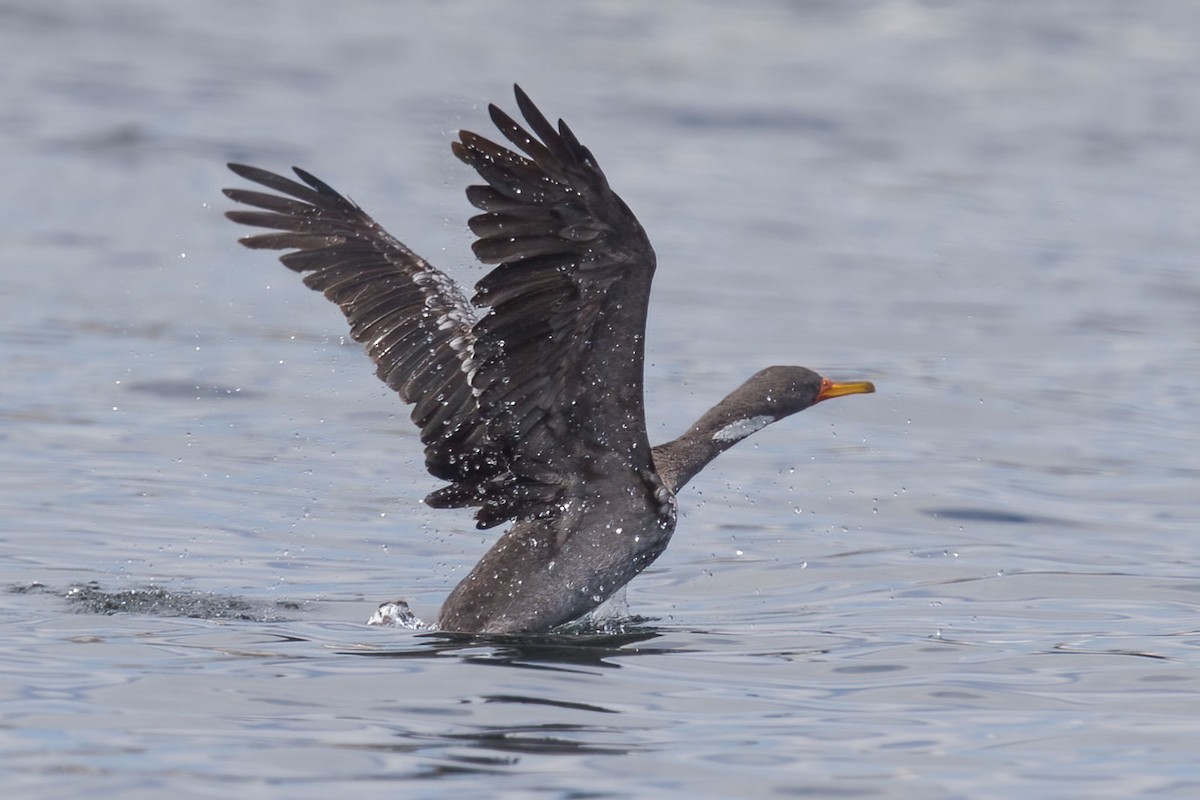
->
[223,85,875,634]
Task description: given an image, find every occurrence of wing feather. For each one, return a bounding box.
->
[224,86,659,531]
[222,163,493,493]
[452,85,659,524]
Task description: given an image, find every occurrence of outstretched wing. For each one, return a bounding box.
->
[449,85,660,527]
[222,164,499,488]
[224,86,660,532]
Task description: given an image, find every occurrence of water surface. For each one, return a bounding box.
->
[2,2,1198,797]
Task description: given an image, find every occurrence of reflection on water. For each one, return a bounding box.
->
[343,628,667,669]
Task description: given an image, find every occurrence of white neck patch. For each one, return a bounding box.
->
[712,415,775,443]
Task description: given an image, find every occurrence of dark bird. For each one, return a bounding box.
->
[223,85,875,634]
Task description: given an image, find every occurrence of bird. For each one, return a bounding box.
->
[223,85,875,634]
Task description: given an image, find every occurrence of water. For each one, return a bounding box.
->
[3,1,1199,797]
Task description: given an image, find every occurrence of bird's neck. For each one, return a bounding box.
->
[651,402,777,493]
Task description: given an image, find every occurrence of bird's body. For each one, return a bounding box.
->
[224,86,874,634]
